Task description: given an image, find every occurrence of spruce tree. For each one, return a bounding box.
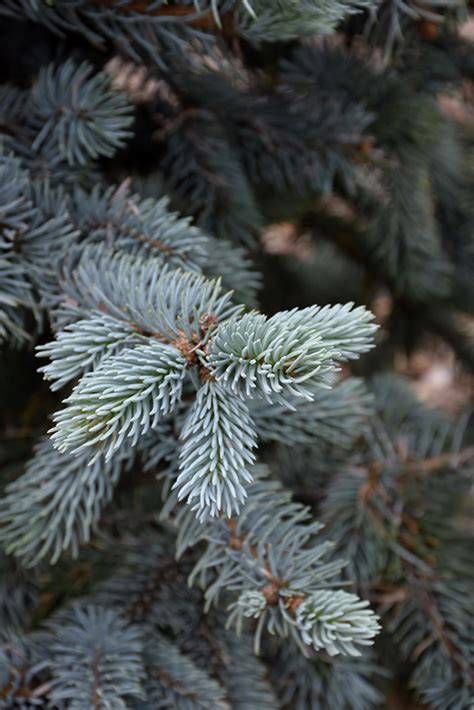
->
[0,1,473,708]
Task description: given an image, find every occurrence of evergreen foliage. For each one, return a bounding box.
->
[0,0,473,707]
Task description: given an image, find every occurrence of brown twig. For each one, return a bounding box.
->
[399,447,474,478]
[225,519,306,614]
[97,1,235,35]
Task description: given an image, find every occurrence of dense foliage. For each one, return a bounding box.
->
[0,1,473,708]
